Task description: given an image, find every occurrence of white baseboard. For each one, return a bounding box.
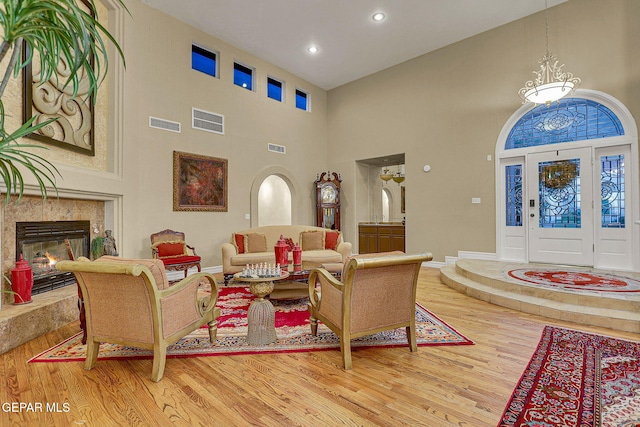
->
[204,265,223,274]
[458,251,497,260]
[444,256,458,265]
[444,251,497,267]
[424,260,446,268]
[166,265,223,282]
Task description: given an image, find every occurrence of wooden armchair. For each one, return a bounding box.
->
[56,256,220,382]
[150,229,201,280]
[307,251,432,369]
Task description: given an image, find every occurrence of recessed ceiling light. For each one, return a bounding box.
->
[308,46,319,54]
[372,12,385,22]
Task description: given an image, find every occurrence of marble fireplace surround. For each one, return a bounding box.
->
[0,192,120,354]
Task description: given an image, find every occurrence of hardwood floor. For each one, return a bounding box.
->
[2,268,639,426]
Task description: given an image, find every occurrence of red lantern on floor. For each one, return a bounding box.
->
[11,254,33,304]
[274,235,289,271]
[293,243,302,271]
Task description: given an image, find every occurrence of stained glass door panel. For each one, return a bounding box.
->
[501,161,526,261]
[595,147,632,269]
[538,158,581,228]
[527,148,593,265]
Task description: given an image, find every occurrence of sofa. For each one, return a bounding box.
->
[222,225,352,282]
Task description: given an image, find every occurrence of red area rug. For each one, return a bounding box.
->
[29,286,472,363]
[507,268,640,292]
[498,326,640,427]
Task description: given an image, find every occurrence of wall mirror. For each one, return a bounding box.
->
[355,153,405,225]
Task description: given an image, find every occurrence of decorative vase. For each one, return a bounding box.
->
[11,254,33,304]
[274,235,289,271]
[293,243,302,271]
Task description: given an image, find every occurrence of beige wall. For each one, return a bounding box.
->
[1,0,329,269]
[328,0,640,261]
[3,0,639,269]
[121,0,329,265]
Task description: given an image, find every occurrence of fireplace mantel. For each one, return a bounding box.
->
[0,192,121,354]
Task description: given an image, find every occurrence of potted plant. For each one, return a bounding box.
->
[91,235,104,260]
[0,0,127,203]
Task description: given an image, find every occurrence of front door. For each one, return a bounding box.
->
[527,148,594,265]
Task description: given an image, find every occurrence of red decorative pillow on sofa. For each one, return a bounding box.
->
[157,242,185,257]
[233,233,246,254]
[325,231,340,250]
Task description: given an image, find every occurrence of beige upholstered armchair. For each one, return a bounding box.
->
[307,251,432,369]
[56,256,220,382]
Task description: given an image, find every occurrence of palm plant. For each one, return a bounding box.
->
[0,0,127,203]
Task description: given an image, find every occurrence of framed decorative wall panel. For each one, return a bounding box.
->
[21,0,96,156]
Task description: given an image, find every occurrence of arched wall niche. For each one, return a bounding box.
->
[250,166,300,227]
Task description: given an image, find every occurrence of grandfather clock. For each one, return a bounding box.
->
[315,171,341,231]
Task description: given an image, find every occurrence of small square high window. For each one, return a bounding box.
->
[192,44,217,77]
[267,77,284,102]
[296,88,310,111]
[234,62,254,91]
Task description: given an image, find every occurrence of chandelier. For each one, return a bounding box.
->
[518,0,580,105]
[379,168,393,184]
[380,166,405,185]
[392,166,405,185]
[540,160,578,189]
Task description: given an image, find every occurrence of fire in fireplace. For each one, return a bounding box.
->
[16,221,90,294]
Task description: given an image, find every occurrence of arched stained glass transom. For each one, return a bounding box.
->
[505,98,624,150]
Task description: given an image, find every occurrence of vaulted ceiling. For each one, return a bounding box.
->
[141,0,565,90]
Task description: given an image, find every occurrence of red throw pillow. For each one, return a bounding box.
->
[325,231,340,250]
[157,242,184,257]
[234,233,246,254]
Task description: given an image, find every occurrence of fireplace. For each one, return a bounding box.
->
[16,221,90,294]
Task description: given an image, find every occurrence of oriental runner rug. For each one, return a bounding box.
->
[498,326,640,427]
[29,286,472,363]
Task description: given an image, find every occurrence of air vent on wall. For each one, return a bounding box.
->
[192,108,224,134]
[268,143,286,154]
[149,116,181,133]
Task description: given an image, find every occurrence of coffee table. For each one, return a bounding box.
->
[269,261,341,300]
[233,272,289,345]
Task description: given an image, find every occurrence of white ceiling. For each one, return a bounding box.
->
[141,0,565,90]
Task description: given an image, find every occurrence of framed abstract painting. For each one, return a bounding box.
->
[173,151,228,212]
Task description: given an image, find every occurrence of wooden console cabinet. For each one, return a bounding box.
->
[358,223,405,254]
